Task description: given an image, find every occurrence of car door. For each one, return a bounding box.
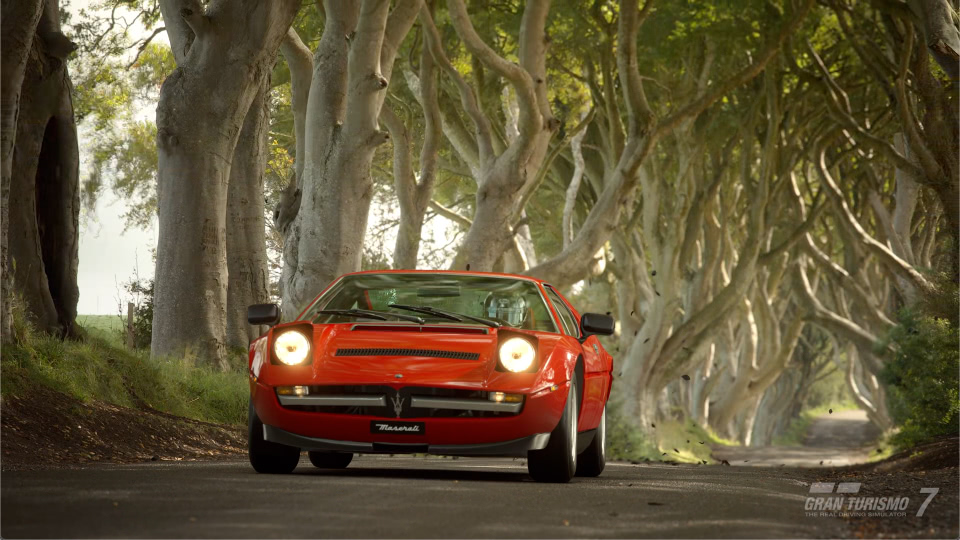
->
[542,285,606,431]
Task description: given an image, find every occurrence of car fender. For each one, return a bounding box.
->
[533,334,580,392]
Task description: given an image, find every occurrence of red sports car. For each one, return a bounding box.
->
[246,270,615,482]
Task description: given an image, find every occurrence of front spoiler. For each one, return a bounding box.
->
[263,424,550,457]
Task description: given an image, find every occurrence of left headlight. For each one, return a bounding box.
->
[498,337,536,372]
[273,330,311,365]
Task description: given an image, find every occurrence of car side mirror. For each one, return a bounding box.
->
[248,303,281,326]
[580,312,615,337]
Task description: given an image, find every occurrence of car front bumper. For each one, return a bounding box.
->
[251,379,569,454]
[262,424,550,457]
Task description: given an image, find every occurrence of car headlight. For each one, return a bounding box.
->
[498,337,536,372]
[273,330,311,365]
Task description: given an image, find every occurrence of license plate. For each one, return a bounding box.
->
[370,420,425,435]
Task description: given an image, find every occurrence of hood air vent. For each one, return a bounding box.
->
[335,348,480,360]
[350,324,488,334]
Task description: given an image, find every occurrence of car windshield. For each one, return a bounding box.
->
[303,274,558,332]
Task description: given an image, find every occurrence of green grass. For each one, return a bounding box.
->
[76,314,126,346]
[606,404,660,461]
[606,400,736,463]
[772,401,858,446]
[866,440,895,462]
[2,310,248,425]
[654,419,737,463]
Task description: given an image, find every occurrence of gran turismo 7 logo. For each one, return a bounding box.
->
[805,482,939,518]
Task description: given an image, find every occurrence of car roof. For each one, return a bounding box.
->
[341,269,549,285]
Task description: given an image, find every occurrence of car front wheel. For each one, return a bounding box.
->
[248,400,300,474]
[576,405,606,477]
[527,379,578,483]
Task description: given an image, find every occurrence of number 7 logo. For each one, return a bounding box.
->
[917,487,939,517]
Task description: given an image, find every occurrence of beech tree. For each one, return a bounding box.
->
[8,0,952,446]
[151,0,298,366]
[381,38,441,270]
[278,0,421,312]
[816,0,958,276]
[225,81,271,349]
[1,0,81,338]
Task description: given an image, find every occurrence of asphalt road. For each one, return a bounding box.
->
[1,456,847,538]
[714,409,882,468]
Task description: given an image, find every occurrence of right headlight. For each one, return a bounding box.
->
[498,337,536,372]
[273,330,311,365]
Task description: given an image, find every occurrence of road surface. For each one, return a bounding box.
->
[713,409,882,467]
[1,456,846,538]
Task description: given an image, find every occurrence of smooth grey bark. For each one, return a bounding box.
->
[282,0,420,312]
[440,0,558,272]
[383,39,440,270]
[1,0,44,341]
[152,0,298,367]
[226,81,271,350]
[909,0,960,79]
[276,27,311,313]
[561,115,588,249]
[7,0,80,338]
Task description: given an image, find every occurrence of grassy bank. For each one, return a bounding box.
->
[2,312,248,425]
[607,404,736,463]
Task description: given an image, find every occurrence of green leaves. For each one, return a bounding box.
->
[881,307,960,448]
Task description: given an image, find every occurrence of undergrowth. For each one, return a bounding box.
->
[606,402,736,463]
[2,304,247,425]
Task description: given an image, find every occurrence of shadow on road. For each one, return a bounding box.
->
[293,460,530,483]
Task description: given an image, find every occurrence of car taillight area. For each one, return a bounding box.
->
[275,385,524,418]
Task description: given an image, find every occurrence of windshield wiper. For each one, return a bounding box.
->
[316,309,424,324]
[388,304,501,328]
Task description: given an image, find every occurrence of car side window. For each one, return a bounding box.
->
[544,286,580,338]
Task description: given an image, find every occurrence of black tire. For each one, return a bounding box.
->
[308,451,353,469]
[527,379,578,483]
[576,405,606,477]
[248,401,300,474]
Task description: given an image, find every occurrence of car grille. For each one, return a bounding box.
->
[279,385,521,418]
[334,348,480,360]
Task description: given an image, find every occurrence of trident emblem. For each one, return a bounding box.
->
[390,392,404,418]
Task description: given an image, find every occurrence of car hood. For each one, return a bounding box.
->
[297,322,558,389]
[311,323,495,387]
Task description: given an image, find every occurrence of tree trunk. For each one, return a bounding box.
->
[0,0,44,342]
[387,38,440,271]
[441,0,557,272]
[286,1,389,308]
[225,81,271,351]
[282,0,420,311]
[152,0,298,367]
[452,166,544,271]
[909,0,960,80]
[8,0,80,337]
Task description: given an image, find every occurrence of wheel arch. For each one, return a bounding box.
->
[573,354,584,414]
